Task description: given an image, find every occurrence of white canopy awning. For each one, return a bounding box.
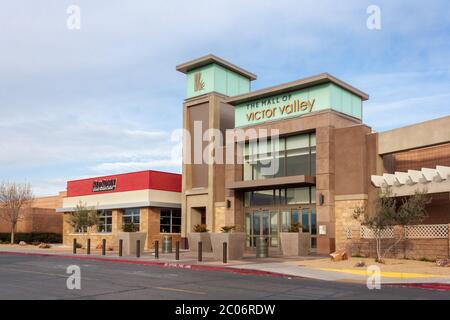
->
[371,165,450,196]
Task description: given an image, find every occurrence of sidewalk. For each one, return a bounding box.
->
[1,245,450,286]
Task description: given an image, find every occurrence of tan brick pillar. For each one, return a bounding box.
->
[448,224,450,258]
[112,210,123,249]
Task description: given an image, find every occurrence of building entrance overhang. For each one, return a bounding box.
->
[371,165,450,197]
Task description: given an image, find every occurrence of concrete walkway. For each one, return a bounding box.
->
[1,245,450,286]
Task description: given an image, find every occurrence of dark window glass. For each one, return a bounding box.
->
[251,190,274,206]
[160,209,181,233]
[123,208,140,230]
[97,210,112,233]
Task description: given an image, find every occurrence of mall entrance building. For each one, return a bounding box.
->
[177,54,450,257]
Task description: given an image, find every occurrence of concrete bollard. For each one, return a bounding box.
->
[87,239,91,255]
[102,239,106,256]
[223,242,227,264]
[73,238,77,254]
[198,241,202,262]
[136,240,141,258]
[155,240,159,259]
[176,241,180,260]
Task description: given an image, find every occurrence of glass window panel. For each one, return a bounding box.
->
[245,213,251,247]
[160,225,170,233]
[311,237,317,249]
[311,187,316,204]
[160,209,181,233]
[97,210,112,233]
[311,209,317,235]
[244,192,251,207]
[286,148,310,176]
[251,190,274,206]
[287,187,310,204]
[286,134,309,150]
[123,208,140,231]
[281,211,291,232]
[172,210,181,218]
[310,133,316,147]
[302,209,310,233]
[243,142,253,181]
[262,212,270,236]
[291,210,299,224]
[310,146,316,176]
[279,189,287,205]
[252,213,261,235]
[160,217,171,225]
[270,212,278,247]
[160,210,170,217]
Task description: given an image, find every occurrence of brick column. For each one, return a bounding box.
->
[112,209,123,249]
[315,126,335,254]
[448,224,450,258]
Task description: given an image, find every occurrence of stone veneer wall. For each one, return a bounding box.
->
[214,205,226,232]
[335,199,450,260]
[334,198,366,251]
[63,208,181,251]
[350,238,449,261]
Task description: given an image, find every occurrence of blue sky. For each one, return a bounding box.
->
[0,0,449,196]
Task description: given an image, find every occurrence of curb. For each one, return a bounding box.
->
[389,283,450,291]
[0,251,298,279]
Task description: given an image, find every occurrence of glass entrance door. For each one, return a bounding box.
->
[301,208,317,252]
[246,210,278,248]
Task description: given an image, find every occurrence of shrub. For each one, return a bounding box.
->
[193,224,209,232]
[289,223,302,233]
[220,226,236,233]
[122,222,139,232]
[0,233,62,244]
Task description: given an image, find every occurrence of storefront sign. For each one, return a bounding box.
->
[92,179,117,192]
[245,97,315,122]
[234,83,363,127]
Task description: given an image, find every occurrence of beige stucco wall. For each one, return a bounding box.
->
[378,116,450,155]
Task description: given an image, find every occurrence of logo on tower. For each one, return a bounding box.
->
[194,72,205,92]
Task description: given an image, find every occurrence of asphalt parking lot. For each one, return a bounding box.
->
[0,254,449,300]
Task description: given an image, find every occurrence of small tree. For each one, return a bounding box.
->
[67,201,99,248]
[0,182,34,244]
[354,187,429,263]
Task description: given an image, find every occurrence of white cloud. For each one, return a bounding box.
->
[0,0,449,196]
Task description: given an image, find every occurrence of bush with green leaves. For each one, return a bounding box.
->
[193,224,209,232]
[122,222,139,232]
[289,223,302,233]
[220,226,236,233]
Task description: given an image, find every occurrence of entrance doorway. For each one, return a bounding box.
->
[246,210,279,248]
[245,207,317,252]
[191,207,206,231]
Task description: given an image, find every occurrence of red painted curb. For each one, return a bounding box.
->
[0,251,297,279]
[390,283,450,291]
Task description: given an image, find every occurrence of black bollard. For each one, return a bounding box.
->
[175,241,180,260]
[102,239,106,256]
[87,239,91,255]
[73,238,77,254]
[223,242,227,264]
[198,241,202,262]
[119,239,123,257]
[136,240,141,258]
[155,241,159,259]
